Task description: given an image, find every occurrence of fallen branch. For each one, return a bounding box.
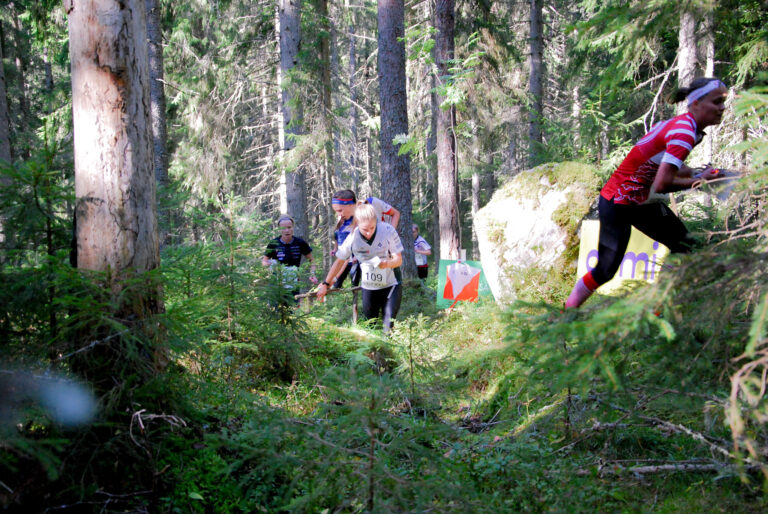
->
[595,397,763,469]
[294,286,361,300]
[577,459,758,477]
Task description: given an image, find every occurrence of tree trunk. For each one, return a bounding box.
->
[0,36,11,163]
[278,0,308,237]
[471,172,479,260]
[435,0,459,260]
[0,28,11,256]
[427,0,439,260]
[9,3,30,159]
[68,0,161,308]
[528,0,543,167]
[348,16,359,188]
[677,9,698,115]
[145,0,168,186]
[317,0,335,262]
[378,0,415,278]
[701,8,715,163]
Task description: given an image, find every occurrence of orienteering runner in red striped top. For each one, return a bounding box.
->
[565,77,728,308]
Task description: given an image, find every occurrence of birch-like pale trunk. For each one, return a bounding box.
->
[677,9,698,115]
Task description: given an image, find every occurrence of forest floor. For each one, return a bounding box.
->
[5,267,767,512]
[148,275,767,513]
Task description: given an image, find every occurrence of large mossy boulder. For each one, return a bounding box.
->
[474,162,602,304]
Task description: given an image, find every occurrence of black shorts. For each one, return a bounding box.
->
[591,195,692,286]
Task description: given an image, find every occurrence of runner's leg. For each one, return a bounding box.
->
[630,203,693,254]
[381,284,402,334]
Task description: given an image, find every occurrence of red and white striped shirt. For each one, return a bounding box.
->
[601,113,703,205]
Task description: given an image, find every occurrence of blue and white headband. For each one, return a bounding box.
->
[687,80,726,105]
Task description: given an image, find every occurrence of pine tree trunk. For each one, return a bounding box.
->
[677,9,698,115]
[278,0,308,237]
[145,0,168,186]
[435,0,459,260]
[348,17,359,188]
[68,0,161,308]
[317,0,335,264]
[378,0,415,277]
[528,0,543,167]
[0,28,11,256]
[0,36,11,163]
[9,3,30,159]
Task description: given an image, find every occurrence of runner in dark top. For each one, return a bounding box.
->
[262,216,317,298]
[565,77,727,308]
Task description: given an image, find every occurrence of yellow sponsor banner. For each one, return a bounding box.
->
[577,220,670,294]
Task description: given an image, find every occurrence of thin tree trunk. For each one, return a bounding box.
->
[0,27,12,256]
[318,0,335,262]
[68,0,161,306]
[677,9,698,115]
[10,3,30,159]
[378,0,415,277]
[278,0,308,237]
[348,14,359,188]
[528,0,543,167]
[145,0,168,186]
[0,36,11,163]
[701,8,715,163]
[471,172,479,260]
[435,0,459,260]
[331,18,342,181]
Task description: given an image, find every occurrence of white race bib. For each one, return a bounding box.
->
[360,260,394,290]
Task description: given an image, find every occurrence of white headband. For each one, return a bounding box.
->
[687,80,726,105]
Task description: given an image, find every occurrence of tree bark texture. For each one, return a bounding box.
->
[528,0,543,167]
[701,9,715,162]
[677,9,697,115]
[435,0,459,260]
[348,17,359,187]
[68,0,160,282]
[145,0,168,186]
[278,0,308,237]
[0,29,11,253]
[378,0,415,277]
[10,3,30,159]
[0,37,11,163]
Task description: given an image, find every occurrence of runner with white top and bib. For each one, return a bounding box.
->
[317,202,404,333]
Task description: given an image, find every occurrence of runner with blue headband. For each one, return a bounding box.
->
[329,190,401,288]
[565,77,729,309]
